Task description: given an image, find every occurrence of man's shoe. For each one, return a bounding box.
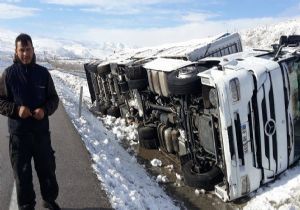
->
[42,200,61,210]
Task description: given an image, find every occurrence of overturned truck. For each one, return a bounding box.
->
[84,33,242,118]
[84,34,300,201]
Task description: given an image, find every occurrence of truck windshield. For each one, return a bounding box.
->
[287,58,300,158]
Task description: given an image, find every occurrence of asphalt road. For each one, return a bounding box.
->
[0,103,112,210]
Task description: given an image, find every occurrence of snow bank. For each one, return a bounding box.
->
[51,70,91,106]
[102,116,138,145]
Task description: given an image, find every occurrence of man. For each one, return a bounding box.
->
[0,33,60,210]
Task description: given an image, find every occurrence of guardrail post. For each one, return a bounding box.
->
[79,86,83,117]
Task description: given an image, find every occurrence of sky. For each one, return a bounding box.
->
[0,0,300,47]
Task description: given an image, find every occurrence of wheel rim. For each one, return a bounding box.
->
[177,66,198,79]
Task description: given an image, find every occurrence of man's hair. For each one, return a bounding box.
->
[15,33,33,48]
[13,33,36,64]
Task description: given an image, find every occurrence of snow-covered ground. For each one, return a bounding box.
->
[244,163,300,210]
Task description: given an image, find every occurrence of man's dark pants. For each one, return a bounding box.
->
[9,131,58,208]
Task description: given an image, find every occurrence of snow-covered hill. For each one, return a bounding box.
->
[1,18,300,62]
[0,29,127,60]
[241,18,300,49]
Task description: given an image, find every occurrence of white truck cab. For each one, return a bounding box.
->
[198,37,300,201]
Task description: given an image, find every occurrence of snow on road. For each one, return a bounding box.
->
[51,70,180,210]
[51,69,300,210]
[244,163,300,210]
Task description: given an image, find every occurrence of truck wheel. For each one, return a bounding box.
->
[126,66,147,80]
[138,126,159,149]
[107,106,121,118]
[182,160,223,190]
[139,138,159,149]
[167,70,202,95]
[138,126,157,139]
[127,79,148,90]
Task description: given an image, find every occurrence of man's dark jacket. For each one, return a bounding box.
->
[0,59,59,134]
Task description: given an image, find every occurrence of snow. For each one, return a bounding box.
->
[51,70,91,106]
[107,32,242,63]
[150,159,163,167]
[195,189,200,196]
[51,70,179,210]
[143,58,192,72]
[0,29,127,60]
[156,175,169,183]
[102,116,138,145]
[241,18,300,49]
[175,173,182,181]
[244,163,300,210]
[165,164,174,172]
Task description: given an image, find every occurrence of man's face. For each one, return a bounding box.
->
[15,41,34,65]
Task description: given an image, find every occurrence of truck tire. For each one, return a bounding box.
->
[138,126,159,149]
[127,79,148,90]
[126,66,147,80]
[138,126,156,139]
[182,160,223,190]
[167,70,202,95]
[107,106,121,118]
[139,138,159,149]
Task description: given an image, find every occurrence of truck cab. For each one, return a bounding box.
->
[197,36,300,201]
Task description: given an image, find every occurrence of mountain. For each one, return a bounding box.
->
[1,18,300,61]
[34,38,127,60]
[0,29,127,60]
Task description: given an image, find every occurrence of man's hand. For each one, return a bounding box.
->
[32,108,45,120]
[18,106,32,119]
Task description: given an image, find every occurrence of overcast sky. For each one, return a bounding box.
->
[0,0,300,47]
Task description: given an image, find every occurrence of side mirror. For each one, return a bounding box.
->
[272,44,279,51]
[279,35,288,46]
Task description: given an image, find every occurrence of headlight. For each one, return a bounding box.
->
[209,88,218,107]
[241,175,250,195]
[229,78,240,102]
